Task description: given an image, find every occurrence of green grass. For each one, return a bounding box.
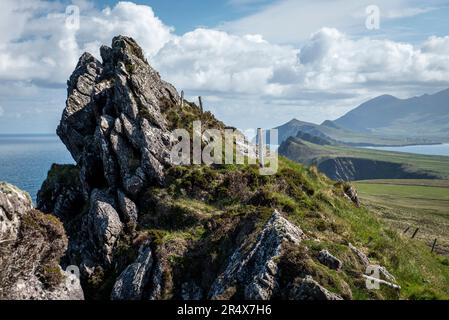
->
[138,156,449,299]
[355,180,449,257]
[356,182,449,201]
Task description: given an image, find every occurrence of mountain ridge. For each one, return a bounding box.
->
[334,88,449,137]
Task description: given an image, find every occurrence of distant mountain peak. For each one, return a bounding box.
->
[334,87,449,137]
[284,118,312,126]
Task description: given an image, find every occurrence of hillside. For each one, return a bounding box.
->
[279,137,449,181]
[2,36,449,301]
[273,119,437,147]
[334,89,449,140]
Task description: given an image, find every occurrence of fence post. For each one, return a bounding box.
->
[180,90,184,108]
[431,238,437,253]
[257,128,265,168]
[411,228,420,239]
[198,96,203,114]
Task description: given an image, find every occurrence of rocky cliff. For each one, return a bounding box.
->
[279,137,442,181]
[30,36,422,300]
[0,182,83,300]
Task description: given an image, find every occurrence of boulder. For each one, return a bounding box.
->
[84,189,123,265]
[209,210,305,300]
[0,183,84,300]
[111,241,153,300]
[348,243,370,268]
[344,185,360,207]
[0,182,32,241]
[289,276,343,300]
[317,249,343,270]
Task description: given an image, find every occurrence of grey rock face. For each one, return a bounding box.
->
[49,35,181,274]
[9,270,84,301]
[58,35,179,196]
[209,210,305,300]
[289,276,343,300]
[317,250,343,271]
[36,35,183,295]
[117,189,138,227]
[0,182,32,241]
[0,183,84,300]
[348,243,370,268]
[111,241,153,300]
[36,164,84,221]
[85,189,123,265]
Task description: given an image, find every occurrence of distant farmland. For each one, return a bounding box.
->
[355,179,449,256]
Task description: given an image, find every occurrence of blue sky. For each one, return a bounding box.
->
[89,0,274,34]
[1,0,449,133]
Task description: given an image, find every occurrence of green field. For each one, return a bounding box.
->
[355,179,449,255]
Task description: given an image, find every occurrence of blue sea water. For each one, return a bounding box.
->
[2,135,449,205]
[0,135,74,203]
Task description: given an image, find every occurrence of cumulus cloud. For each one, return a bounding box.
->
[154,27,449,100]
[0,0,173,85]
[0,0,449,132]
[153,29,297,95]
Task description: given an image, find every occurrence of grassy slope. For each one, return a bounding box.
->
[132,156,449,300]
[151,101,449,299]
[286,139,449,179]
[355,180,449,258]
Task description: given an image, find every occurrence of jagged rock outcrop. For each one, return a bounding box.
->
[57,35,179,197]
[209,211,305,300]
[84,189,123,265]
[7,269,84,300]
[111,241,153,300]
[39,36,180,281]
[0,182,32,241]
[0,183,83,300]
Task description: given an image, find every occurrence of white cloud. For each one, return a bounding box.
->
[0,0,449,132]
[154,27,449,100]
[153,29,297,95]
[0,1,173,85]
[0,105,4,117]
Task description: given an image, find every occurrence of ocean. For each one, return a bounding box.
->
[2,135,449,205]
[0,135,74,203]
